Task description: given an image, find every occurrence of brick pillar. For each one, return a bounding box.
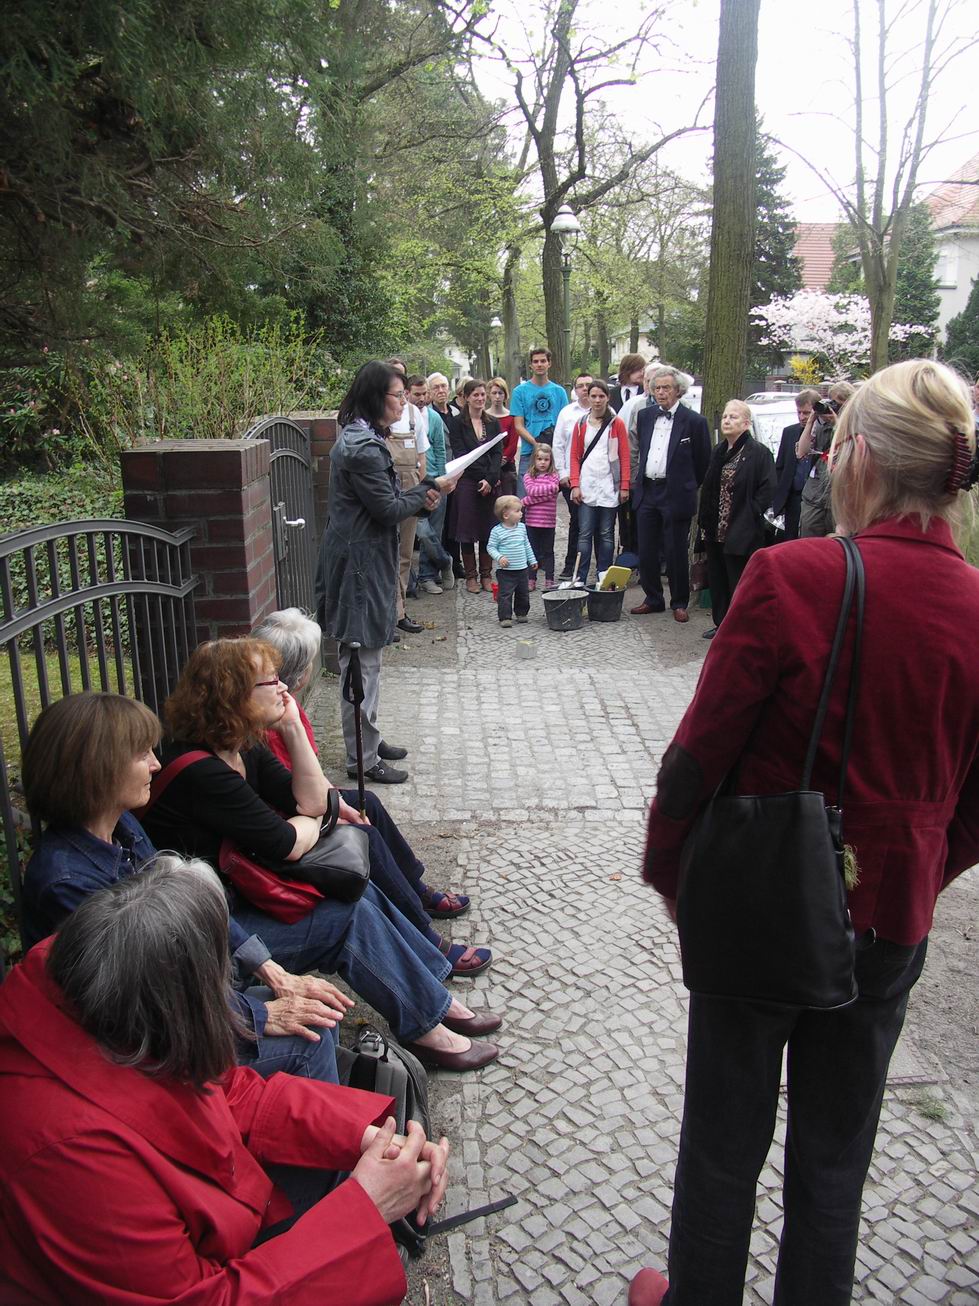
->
[120,440,276,644]
[292,411,338,532]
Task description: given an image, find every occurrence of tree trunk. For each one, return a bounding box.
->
[596,305,611,379]
[657,302,667,365]
[502,245,523,389]
[542,230,568,387]
[701,0,761,437]
[629,317,640,352]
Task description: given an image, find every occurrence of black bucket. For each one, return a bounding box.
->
[586,586,625,623]
[543,587,588,631]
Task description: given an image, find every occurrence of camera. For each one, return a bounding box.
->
[812,397,841,418]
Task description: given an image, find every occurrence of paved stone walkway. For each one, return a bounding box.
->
[312,574,978,1305]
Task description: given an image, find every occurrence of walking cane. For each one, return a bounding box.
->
[341,642,367,819]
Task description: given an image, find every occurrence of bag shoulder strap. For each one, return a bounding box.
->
[139,750,212,816]
[800,536,865,799]
[579,414,614,469]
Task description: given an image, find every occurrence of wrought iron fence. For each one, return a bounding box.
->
[0,519,199,954]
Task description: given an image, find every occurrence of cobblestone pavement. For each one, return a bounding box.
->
[311,573,978,1305]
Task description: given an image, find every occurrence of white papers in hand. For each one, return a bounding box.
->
[443,430,506,480]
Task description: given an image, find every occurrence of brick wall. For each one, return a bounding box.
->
[291,411,338,531]
[120,440,276,643]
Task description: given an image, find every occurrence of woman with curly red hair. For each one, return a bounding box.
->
[139,638,501,1072]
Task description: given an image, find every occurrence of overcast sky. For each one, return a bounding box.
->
[476,0,978,223]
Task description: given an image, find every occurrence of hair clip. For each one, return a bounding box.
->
[944,431,972,494]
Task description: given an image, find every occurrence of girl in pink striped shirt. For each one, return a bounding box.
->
[521,443,560,589]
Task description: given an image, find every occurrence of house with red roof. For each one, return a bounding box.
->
[925,151,979,334]
[793,223,843,291]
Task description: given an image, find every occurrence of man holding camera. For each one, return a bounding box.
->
[796,383,854,538]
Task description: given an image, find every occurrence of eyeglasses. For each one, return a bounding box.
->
[253,677,283,689]
[387,389,406,399]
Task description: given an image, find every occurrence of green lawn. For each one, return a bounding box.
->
[1,647,135,761]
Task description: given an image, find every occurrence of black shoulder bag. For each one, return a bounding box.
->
[676,535,864,1010]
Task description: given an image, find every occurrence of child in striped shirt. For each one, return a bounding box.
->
[487,496,538,627]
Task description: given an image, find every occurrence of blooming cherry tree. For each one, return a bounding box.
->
[751,290,927,378]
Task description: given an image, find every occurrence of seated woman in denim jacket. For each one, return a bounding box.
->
[21,692,351,1085]
[21,683,499,1074]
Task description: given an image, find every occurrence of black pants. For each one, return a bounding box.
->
[526,525,555,581]
[560,485,580,573]
[637,485,692,611]
[783,490,803,541]
[663,937,928,1306]
[497,566,530,620]
[617,500,637,555]
[705,541,750,627]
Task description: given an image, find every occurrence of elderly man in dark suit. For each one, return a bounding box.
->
[772,388,820,540]
[629,367,711,623]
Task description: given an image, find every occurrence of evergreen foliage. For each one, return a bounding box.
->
[889,204,940,360]
[748,122,803,372]
[944,275,979,376]
[826,224,863,294]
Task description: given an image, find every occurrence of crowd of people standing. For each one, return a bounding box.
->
[2,340,976,1306]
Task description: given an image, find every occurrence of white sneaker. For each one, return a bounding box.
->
[441,567,456,591]
[421,579,443,595]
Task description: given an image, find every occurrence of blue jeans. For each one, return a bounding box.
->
[231,882,451,1043]
[517,449,533,498]
[663,937,929,1306]
[237,985,340,1084]
[417,496,452,582]
[340,789,430,935]
[574,503,617,583]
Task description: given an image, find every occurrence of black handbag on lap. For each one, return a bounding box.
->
[253,788,371,902]
[676,535,864,1010]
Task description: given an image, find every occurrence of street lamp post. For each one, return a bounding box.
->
[489,315,502,377]
[549,204,581,387]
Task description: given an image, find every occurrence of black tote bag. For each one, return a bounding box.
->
[676,535,864,1010]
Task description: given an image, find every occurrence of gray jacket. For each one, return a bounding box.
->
[799,419,835,538]
[315,419,434,648]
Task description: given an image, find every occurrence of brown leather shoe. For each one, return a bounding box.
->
[481,577,493,592]
[630,602,665,615]
[465,578,480,593]
[401,1038,500,1072]
[442,1010,504,1036]
[673,607,689,623]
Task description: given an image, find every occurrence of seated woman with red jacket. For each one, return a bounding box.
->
[0,859,447,1304]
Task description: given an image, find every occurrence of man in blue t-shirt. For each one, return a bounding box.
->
[510,347,570,496]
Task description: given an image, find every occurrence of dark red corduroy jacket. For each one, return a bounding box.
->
[644,516,979,945]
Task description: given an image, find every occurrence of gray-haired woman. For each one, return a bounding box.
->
[251,609,494,978]
[0,859,448,1304]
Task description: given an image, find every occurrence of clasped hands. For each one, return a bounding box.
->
[354,1117,450,1225]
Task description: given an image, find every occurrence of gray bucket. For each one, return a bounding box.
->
[543,587,588,631]
[586,586,625,623]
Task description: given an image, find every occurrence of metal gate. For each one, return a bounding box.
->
[244,417,317,613]
[1,518,199,964]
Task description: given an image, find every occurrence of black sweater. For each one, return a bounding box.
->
[143,741,299,865]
